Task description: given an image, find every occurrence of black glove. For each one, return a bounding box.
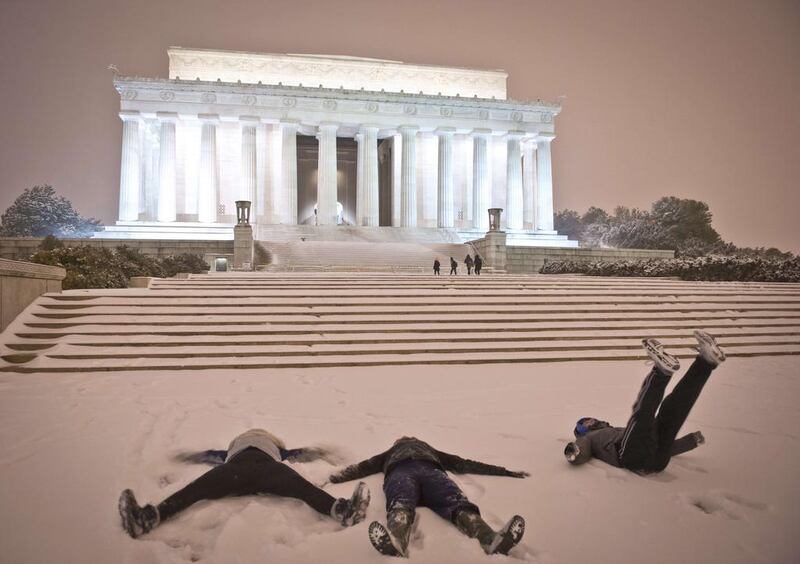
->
[564,442,580,463]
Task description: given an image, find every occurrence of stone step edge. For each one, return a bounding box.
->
[3,349,798,373]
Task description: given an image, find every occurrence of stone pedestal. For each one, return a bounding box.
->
[482,230,507,271]
[233,225,254,270]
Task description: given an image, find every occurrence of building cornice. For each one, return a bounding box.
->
[113,76,560,131]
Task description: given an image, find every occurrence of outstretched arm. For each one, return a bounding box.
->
[670,431,704,457]
[329,452,387,483]
[564,437,593,465]
[437,450,529,478]
[174,449,227,465]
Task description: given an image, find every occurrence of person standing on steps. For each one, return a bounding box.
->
[464,254,474,275]
[330,436,528,558]
[117,428,370,538]
[449,257,458,275]
[474,254,483,275]
[564,331,726,474]
[433,258,441,275]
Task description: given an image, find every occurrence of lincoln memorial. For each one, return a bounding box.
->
[104,47,576,247]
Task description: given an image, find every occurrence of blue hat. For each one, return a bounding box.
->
[574,417,610,437]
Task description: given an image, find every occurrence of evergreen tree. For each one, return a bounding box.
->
[0,185,101,237]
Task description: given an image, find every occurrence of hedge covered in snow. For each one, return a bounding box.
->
[30,244,209,289]
[539,255,800,282]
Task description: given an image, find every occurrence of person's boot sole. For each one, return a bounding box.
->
[369,521,406,557]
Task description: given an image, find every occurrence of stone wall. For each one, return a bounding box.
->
[470,235,675,274]
[0,258,65,333]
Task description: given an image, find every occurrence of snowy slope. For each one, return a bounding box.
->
[0,357,798,564]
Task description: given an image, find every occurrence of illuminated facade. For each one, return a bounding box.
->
[108,47,575,246]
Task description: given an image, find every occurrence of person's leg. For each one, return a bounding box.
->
[158,449,336,520]
[652,357,716,471]
[417,463,479,523]
[382,462,422,555]
[617,366,672,470]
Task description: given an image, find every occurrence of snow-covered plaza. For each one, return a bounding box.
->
[0,277,798,563]
[0,273,800,564]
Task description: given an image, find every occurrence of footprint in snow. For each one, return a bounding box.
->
[681,490,770,520]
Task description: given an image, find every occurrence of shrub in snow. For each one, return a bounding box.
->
[540,256,800,282]
[30,245,209,289]
[0,185,101,237]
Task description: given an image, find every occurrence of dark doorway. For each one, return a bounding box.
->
[296,135,357,225]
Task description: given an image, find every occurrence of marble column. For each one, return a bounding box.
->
[355,132,364,225]
[197,114,219,223]
[522,139,537,230]
[317,122,339,225]
[280,120,299,224]
[505,131,524,231]
[471,129,492,231]
[399,125,418,227]
[156,112,178,222]
[391,133,402,227]
[118,111,141,222]
[362,125,380,227]
[535,132,556,232]
[436,127,455,228]
[240,116,259,215]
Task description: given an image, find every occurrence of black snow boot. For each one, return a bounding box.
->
[118,489,159,538]
[368,507,414,557]
[456,510,526,555]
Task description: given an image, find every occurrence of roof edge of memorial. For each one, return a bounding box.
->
[167,46,509,76]
[112,76,562,113]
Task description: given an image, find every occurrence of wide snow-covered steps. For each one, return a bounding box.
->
[1,273,799,372]
[258,241,477,272]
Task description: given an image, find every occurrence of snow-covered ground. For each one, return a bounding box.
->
[0,356,798,564]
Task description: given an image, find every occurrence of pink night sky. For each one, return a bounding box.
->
[1,0,798,252]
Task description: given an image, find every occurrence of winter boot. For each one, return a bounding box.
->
[331,481,370,527]
[455,510,498,552]
[368,507,414,557]
[118,489,159,539]
[642,338,680,375]
[484,515,526,555]
[693,330,726,366]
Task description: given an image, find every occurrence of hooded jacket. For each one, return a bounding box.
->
[567,427,704,468]
[330,437,524,482]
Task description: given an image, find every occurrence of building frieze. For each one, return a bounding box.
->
[114,76,559,130]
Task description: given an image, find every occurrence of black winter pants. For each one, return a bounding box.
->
[618,357,715,473]
[157,448,336,521]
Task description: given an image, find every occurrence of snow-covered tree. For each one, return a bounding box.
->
[0,185,101,237]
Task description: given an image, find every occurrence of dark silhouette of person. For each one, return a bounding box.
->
[465,254,474,275]
[449,257,458,275]
[474,255,483,275]
[433,259,441,275]
[117,429,370,538]
[330,436,527,557]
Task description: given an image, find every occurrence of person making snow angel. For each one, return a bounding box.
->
[330,436,528,558]
[564,331,726,474]
[117,428,370,538]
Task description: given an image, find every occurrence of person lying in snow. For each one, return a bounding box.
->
[117,428,370,538]
[330,436,528,557]
[564,330,726,474]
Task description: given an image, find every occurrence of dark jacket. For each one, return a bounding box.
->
[474,256,482,268]
[330,437,525,482]
[567,427,703,468]
[465,255,474,266]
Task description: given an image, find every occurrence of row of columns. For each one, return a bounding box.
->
[118,111,555,231]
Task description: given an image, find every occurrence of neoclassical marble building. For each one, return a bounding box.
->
[106,47,575,246]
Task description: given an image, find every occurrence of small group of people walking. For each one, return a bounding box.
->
[434,254,482,275]
[118,330,727,558]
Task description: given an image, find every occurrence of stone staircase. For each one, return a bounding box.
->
[1,273,799,373]
[258,241,482,272]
